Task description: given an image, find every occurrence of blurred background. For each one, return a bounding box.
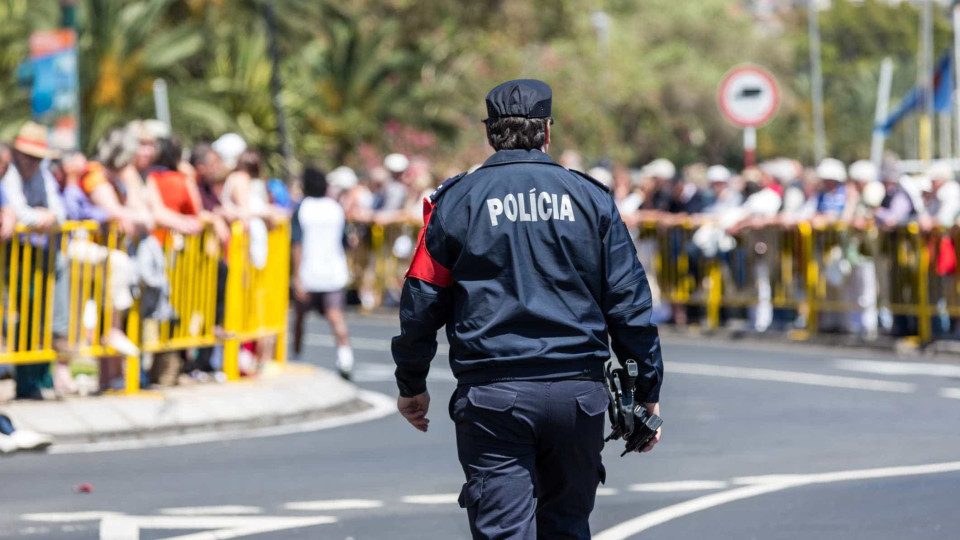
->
[2,2,960,539]
[2,0,958,173]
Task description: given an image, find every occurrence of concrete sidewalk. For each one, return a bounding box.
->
[1,363,362,445]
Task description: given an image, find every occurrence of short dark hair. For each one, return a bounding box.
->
[156,138,182,171]
[485,116,550,151]
[189,142,215,168]
[302,165,327,198]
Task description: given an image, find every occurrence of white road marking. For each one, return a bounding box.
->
[159,506,262,516]
[48,389,396,454]
[595,487,620,496]
[940,387,960,400]
[627,480,728,492]
[98,514,336,540]
[595,460,960,540]
[284,499,383,511]
[306,334,452,354]
[351,362,456,383]
[594,481,791,540]
[835,359,960,378]
[401,494,461,505]
[22,512,121,523]
[669,362,915,393]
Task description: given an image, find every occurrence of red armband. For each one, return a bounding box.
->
[405,198,453,287]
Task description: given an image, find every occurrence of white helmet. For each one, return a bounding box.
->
[816,158,847,183]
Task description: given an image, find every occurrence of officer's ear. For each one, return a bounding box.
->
[543,120,551,150]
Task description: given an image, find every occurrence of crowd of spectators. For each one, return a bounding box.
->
[322,147,960,342]
[3,115,959,410]
[0,120,295,407]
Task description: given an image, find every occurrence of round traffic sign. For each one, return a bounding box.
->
[717,65,780,128]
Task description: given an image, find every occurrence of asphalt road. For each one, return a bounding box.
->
[2,312,960,539]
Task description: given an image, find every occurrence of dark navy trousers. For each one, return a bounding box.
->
[450,380,609,540]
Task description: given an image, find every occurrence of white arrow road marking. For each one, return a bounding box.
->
[595,487,620,496]
[669,362,915,393]
[284,499,383,511]
[628,480,729,492]
[401,494,461,505]
[159,506,261,516]
[835,359,960,378]
[98,514,336,540]
[594,460,960,540]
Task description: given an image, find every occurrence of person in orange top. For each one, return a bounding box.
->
[144,138,203,242]
[146,138,228,244]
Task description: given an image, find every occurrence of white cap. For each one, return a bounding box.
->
[912,174,933,193]
[212,133,247,170]
[848,160,878,183]
[327,166,359,190]
[760,158,797,183]
[643,158,675,180]
[586,166,614,187]
[816,158,847,183]
[706,165,731,183]
[927,160,954,182]
[384,153,409,174]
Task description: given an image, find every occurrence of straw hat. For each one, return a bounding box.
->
[14,121,53,159]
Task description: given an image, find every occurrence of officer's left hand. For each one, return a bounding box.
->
[398,392,431,432]
[640,402,661,453]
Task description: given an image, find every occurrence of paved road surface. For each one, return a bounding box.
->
[2,312,960,539]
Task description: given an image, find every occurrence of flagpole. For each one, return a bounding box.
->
[920,0,934,163]
[808,0,826,163]
[953,1,960,165]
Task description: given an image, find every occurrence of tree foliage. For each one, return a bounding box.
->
[0,0,954,173]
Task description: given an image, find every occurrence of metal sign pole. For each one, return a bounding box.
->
[744,127,757,168]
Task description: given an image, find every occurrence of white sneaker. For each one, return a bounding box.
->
[0,433,17,454]
[336,346,354,381]
[10,429,53,451]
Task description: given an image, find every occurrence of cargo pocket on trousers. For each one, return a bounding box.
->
[466,386,518,412]
[458,476,484,508]
[576,386,610,417]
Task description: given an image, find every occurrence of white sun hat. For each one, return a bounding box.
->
[816,158,847,183]
[383,153,410,174]
[848,160,878,183]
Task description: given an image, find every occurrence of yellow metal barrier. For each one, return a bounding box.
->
[222,220,291,381]
[1,225,60,365]
[350,220,953,345]
[2,219,292,392]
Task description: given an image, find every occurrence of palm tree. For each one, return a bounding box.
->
[78,0,204,149]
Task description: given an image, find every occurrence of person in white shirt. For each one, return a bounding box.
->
[291,166,354,379]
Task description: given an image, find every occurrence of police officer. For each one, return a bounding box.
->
[392,79,664,540]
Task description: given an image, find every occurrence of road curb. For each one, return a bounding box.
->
[3,364,367,447]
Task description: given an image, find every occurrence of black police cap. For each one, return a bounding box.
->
[484,79,552,121]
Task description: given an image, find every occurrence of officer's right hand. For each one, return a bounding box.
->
[398,392,431,432]
[640,402,661,453]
